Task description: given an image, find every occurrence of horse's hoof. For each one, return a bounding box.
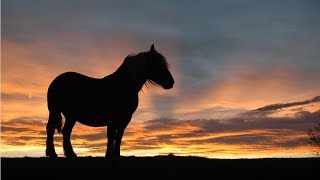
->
[65,152,77,159]
[105,154,120,160]
[105,154,113,159]
[46,150,58,159]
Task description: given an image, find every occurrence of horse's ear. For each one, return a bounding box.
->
[150,44,155,52]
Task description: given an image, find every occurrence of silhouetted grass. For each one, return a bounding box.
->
[2,155,319,180]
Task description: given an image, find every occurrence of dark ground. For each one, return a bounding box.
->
[1,156,319,180]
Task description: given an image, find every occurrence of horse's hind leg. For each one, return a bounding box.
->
[62,119,77,158]
[46,112,61,158]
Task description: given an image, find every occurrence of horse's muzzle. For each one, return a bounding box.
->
[163,82,174,89]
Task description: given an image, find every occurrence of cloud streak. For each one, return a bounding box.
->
[256,96,320,111]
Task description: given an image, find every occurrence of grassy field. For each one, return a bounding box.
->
[2,156,319,179]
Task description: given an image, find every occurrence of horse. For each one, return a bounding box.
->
[46,44,174,158]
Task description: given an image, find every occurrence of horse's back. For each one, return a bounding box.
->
[47,71,138,125]
[49,72,98,88]
[47,72,103,110]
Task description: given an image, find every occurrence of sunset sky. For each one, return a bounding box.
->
[1,0,320,158]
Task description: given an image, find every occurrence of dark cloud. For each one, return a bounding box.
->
[256,96,320,111]
[1,116,47,127]
[177,107,246,120]
[143,110,320,134]
[71,132,107,142]
[204,133,273,145]
[136,110,320,149]
[196,133,308,149]
[1,126,35,133]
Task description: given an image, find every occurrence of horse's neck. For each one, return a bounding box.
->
[110,58,147,93]
[113,72,146,93]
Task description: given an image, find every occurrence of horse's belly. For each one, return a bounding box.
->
[78,118,110,127]
[61,95,137,127]
[73,110,116,127]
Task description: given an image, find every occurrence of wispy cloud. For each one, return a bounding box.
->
[256,96,320,111]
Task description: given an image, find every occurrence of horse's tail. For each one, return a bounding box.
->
[47,111,63,134]
[47,91,63,134]
[56,113,62,134]
[47,79,63,134]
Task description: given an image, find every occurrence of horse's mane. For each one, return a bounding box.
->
[115,53,137,74]
[116,51,169,73]
[115,51,169,88]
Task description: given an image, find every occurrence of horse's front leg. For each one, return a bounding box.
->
[113,119,130,158]
[113,127,125,158]
[106,125,116,158]
[106,120,129,159]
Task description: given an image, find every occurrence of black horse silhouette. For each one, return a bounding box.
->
[46,44,174,158]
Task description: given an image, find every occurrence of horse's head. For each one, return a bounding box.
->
[146,44,174,89]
